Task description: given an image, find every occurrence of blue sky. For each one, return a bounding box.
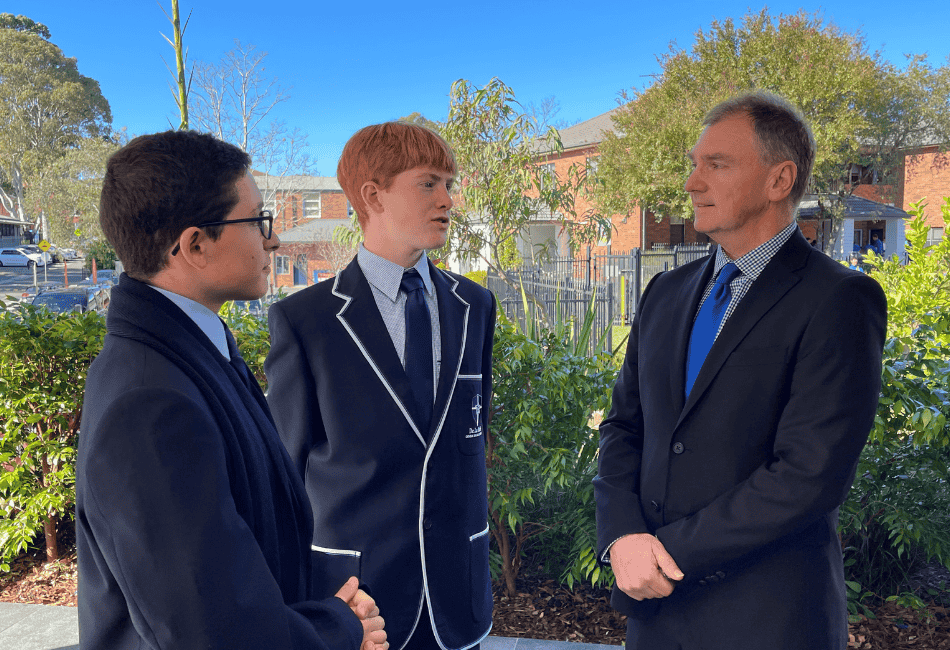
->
[13,1,950,175]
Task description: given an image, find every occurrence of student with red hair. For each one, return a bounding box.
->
[266,122,496,650]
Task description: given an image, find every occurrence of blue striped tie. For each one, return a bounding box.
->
[685,263,740,396]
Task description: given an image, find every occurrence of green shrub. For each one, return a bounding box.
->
[83,239,117,272]
[840,319,950,618]
[0,301,105,569]
[464,270,487,287]
[839,198,950,618]
[220,300,271,390]
[486,312,616,596]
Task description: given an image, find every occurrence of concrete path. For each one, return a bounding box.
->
[0,602,620,650]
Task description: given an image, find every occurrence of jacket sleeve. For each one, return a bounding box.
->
[265,300,326,478]
[82,387,362,650]
[656,273,887,578]
[592,274,663,564]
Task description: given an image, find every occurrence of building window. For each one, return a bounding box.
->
[586,156,599,178]
[276,255,290,275]
[539,163,556,191]
[927,227,944,247]
[303,192,321,218]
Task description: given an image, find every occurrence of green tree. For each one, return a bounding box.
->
[28,135,121,245]
[594,9,880,226]
[0,13,51,39]
[0,304,105,567]
[440,78,609,288]
[0,23,112,225]
[860,57,950,196]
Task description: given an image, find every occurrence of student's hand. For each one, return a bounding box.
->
[609,533,684,601]
[335,576,388,650]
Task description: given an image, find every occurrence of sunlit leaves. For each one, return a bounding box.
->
[0,303,105,567]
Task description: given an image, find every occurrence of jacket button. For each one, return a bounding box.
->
[672,442,685,454]
[651,500,661,512]
[423,518,432,531]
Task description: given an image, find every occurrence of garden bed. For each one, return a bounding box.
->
[2,533,948,649]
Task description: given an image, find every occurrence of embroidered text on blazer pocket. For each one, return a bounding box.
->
[456,376,486,456]
[311,545,361,600]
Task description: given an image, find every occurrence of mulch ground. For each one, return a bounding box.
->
[2,527,948,649]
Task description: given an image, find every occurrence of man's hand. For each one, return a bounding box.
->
[609,533,684,601]
[335,576,388,650]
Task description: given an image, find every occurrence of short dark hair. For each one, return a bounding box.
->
[99,130,251,279]
[704,91,815,207]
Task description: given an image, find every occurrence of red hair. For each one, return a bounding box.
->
[337,122,456,228]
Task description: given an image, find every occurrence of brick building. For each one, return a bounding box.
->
[534,108,710,258]
[251,173,355,288]
[536,108,948,259]
[0,203,32,248]
[902,145,950,244]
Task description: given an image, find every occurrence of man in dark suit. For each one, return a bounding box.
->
[594,92,887,649]
[77,130,386,650]
[265,122,495,650]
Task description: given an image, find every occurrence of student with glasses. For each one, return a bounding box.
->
[77,130,387,650]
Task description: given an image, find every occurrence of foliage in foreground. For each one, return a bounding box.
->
[0,303,105,569]
[840,199,950,618]
[485,307,616,597]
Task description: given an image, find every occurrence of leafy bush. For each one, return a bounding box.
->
[0,301,105,569]
[865,197,950,340]
[220,300,271,390]
[83,239,117,272]
[486,311,616,596]
[840,198,950,618]
[464,270,487,287]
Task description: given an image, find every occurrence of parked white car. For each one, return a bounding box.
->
[0,247,46,268]
[19,245,53,266]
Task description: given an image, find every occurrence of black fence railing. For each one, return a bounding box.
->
[487,244,712,354]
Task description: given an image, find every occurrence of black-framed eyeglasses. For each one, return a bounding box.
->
[171,211,274,256]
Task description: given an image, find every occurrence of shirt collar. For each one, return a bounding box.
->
[357,244,433,302]
[148,285,229,359]
[713,221,798,282]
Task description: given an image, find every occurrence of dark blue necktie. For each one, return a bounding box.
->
[401,269,433,431]
[685,262,740,396]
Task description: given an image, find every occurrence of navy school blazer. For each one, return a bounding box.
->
[76,275,363,650]
[265,258,496,650]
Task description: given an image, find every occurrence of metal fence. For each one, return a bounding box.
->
[487,244,712,354]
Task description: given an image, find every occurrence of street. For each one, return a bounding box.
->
[0,259,95,303]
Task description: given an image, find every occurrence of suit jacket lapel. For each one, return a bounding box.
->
[333,259,426,446]
[430,263,469,440]
[669,256,716,417]
[677,233,810,426]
